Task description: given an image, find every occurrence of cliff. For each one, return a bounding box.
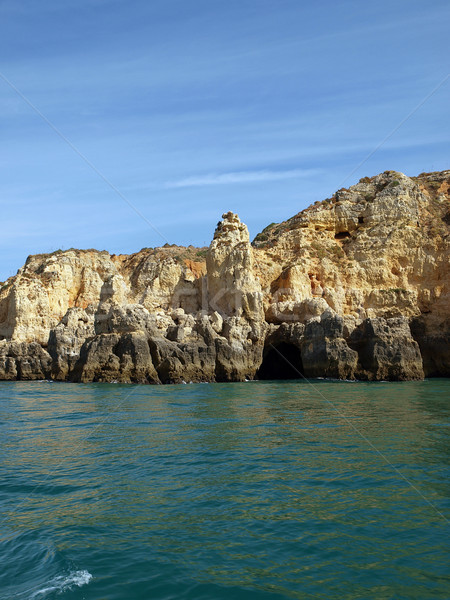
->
[1,169,449,383]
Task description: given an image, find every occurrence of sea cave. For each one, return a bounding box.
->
[257,342,304,380]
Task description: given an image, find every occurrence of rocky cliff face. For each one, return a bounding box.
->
[1,170,449,383]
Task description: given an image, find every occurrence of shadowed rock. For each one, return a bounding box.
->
[0,170,448,383]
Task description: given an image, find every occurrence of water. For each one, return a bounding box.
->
[0,379,449,600]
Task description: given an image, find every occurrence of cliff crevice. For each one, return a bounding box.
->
[1,169,448,382]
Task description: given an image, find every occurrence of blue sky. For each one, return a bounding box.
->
[1,0,449,280]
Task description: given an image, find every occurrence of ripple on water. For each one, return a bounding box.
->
[0,529,92,599]
[0,379,449,599]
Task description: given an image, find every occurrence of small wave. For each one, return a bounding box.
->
[30,570,92,598]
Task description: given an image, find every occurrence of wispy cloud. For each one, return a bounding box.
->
[165,168,318,188]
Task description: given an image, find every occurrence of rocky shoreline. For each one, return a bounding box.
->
[1,170,449,383]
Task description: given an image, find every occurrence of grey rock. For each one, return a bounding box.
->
[72,332,159,383]
[349,317,424,380]
[410,316,450,377]
[302,312,358,379]
[0,341,51,380]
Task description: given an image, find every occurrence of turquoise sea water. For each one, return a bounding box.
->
[0,379,449,600]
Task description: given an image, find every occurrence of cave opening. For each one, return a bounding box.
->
[257,342,304,380]
[335,231,351,240]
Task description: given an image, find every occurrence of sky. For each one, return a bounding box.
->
[0,0,449,281]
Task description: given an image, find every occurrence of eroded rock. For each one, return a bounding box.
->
[0,170,448,383]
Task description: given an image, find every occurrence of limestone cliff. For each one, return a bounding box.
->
[0,170,448,383]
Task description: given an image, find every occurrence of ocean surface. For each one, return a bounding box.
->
[0,379,449,600]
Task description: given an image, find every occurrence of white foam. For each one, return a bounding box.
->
[31,570,92,598]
